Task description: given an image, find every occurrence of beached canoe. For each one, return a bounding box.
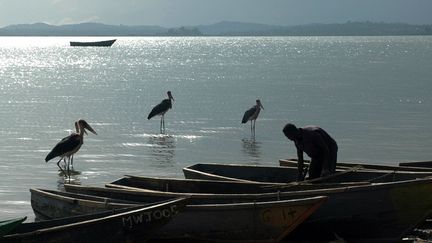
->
[64,176,432,242]
[183,163,432,183]
[0,217,27,237]
[32,188,326,242]
[399,160,432,168]
[70,39,116,47]
[107,175,369,195]
[30,188,162,220]
[3,196,188,243]
[280,158,432,172]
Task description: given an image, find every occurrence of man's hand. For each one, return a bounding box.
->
[321,168,331,177]
[297,173,305,181]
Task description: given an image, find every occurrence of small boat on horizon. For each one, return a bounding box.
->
[70,39,116,47]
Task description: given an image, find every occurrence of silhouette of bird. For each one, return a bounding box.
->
[69,121,80,169]
[242,99,264,137]
[45,119,97,178]
[58,121,80,171]
[148,91,174,133]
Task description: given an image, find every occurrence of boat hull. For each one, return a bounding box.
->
[31,188,326,242]
[70,39,116,47]
[280,158,432,172]
[107,175,369,195]
[3,196,187,243]
[0,217,27,237]
[183,163,432,183]
[65,177,432,242]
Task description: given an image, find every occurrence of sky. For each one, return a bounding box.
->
[0,0,432,27]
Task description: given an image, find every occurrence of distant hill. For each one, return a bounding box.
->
[0,22,168,36]
[195,21,285,35]
[0,21,431,36]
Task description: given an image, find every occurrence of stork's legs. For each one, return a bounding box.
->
[56,158,67,178]
[250,120,256,138]
[57,157,72,181]
[160,115,166,134]
[66,156,71,180]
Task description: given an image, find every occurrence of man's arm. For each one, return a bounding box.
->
[296,146,305,181]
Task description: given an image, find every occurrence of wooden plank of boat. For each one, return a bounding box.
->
[107,175,369,195]
[64,177,432,242]
[183,163,432,184]
[3,195,187,243]
[0,217,27,237]
[399,160,432,168]
[70,39,116,47]
[32,188,327,242]
[280,158,432,172]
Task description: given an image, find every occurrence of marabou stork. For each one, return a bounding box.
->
[59,121,80,171]
[148,91,174,133]
[45,119,97,178]
[242,99,264,136]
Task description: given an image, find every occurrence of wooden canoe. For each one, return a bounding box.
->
[64,177,432,242]
[30,188,158,220]
[32,188,326,242]
[399,160,432,168]
[2,196,188,243]
[107,175,369,195]
[280,158,432,172]
[70,39,116,47]
[0,217,27,237]
[183,163,432,184]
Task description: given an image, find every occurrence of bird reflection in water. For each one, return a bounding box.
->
[57,173,81,190]
[241,138,262,161]
[147,135,176,164]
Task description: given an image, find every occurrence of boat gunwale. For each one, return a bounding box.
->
[94,176,432,199]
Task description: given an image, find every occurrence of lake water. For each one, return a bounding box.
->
[0,36,431,220]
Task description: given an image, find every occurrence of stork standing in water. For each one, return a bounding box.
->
[59,121,80,171]
[45,119,97,178]
[69,121,79,169]
[148,91,174,133]
[242,99,264,137]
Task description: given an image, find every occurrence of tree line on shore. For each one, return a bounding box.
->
[1,21,431,36]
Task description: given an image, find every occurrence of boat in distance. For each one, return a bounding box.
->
[34,187,327,242]
[65,176,432,242]
[3,195,188,243]
[70,39,116,47]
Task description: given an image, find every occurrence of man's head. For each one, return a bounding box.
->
[283,123,300,141]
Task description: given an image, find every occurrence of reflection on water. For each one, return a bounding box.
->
[57,172,81,190]
[241,138,262,160]
[147,134,176,164]
[2,36,432,221]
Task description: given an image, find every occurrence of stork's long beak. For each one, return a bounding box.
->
[260,104,264,110]
[169,93,174,101]
[84,123,97,135]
